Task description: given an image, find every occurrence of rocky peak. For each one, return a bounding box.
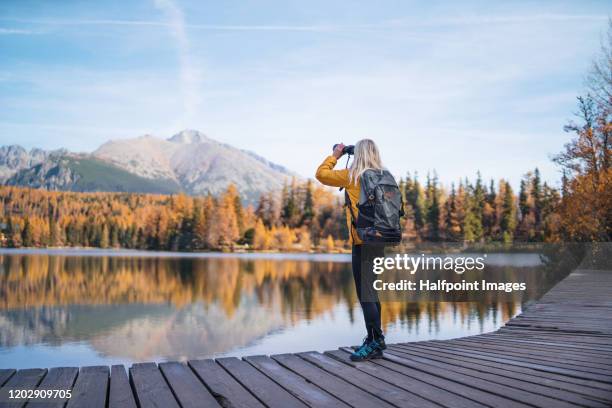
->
[167,129,209,144]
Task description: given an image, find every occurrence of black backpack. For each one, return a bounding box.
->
[346,169,404,243]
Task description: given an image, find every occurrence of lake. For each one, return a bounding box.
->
[0,248,568,369]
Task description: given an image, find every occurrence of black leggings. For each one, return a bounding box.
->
[352,244,384,341]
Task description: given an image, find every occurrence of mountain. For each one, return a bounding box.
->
[0,145,60,182]
[6,155,182,195]
[0,130,294,202]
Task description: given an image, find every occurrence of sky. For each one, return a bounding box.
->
[0,0,610,189]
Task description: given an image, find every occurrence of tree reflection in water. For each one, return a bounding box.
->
[0,251,567,365]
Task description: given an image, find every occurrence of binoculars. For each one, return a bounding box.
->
[333,144,355,156]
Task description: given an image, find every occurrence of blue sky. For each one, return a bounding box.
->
[0,0,610,188]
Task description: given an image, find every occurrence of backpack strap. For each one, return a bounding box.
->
[344,190,358,228]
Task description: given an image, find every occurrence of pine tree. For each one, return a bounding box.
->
[483,179,497,239]
[191,199,206,249]
[541,182,562,242]
[302,179,315,225]
[517,172,536,241]
[22,217,34,247]
[405,173,426,239]
[500,180,516,243]
[463,180,484,243]
[444,183,462,241]
[472,172,486,223]
[425,172,441,241]
[532,168,543,227]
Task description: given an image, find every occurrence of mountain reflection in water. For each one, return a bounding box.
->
[0,250,562,368]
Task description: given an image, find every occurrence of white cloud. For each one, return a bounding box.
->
[152,0,202,127]
[1,13,607,33]
[0,28,40,35]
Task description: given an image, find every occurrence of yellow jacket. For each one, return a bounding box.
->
[315,155,362,245]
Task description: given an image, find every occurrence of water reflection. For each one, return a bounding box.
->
[0,250,567,368]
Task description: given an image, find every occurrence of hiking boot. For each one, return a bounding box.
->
[352,337,387,351]
[350,339,383,361]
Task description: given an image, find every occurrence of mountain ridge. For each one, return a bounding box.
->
[1,130,295,202]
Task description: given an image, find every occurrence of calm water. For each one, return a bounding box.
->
[0,249,566,369]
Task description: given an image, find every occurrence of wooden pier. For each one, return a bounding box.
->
[1,268,611,407]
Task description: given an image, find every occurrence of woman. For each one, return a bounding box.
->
[315,139,387,361]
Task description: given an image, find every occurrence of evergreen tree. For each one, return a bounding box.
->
[518,179,529,220]
[517,172,536,241]
[22,217,34,247]
[444,183,462,241]
[483,179,497,239]
[425,172,441,241]
[472,172,486,223]
[463,180,484,243]
[541,183,562,242]
[532,168,543,227]
[500,181,516,243]
[405,173,426,239]
[302,179,315,225]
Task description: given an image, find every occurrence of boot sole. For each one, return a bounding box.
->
[350,351,383,361]
[351,344,387,351]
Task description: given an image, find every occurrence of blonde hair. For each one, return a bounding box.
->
[348,139,383,185]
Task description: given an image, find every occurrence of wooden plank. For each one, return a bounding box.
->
[66,366,108,408]
[108,365,137,408]
[500,327,612,339]
[245,355,348,408]
[385,349,608,407]
[130,363,179,408]
[384,346,606,408]
[446,338,612,370]
[159,362,220,408]
[397,343,612,403]
[372,351,554,408]
[216,357,306,408]
[325,349,487,408]
[408,341,612,392]
[298,351,441,408]
[476,334,612,356]
[271,353,395,408]
[458,336,612,362]
[440,341,612,378]
[446,338,612,369]
[0,372,14,388]
[424,341,612,383]
[29,367,78,408]
[0,368,46,408]
[189,359,264,408]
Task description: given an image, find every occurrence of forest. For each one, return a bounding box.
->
[0,158,605,252]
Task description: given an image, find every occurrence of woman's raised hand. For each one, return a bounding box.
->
[333,143,346,159]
